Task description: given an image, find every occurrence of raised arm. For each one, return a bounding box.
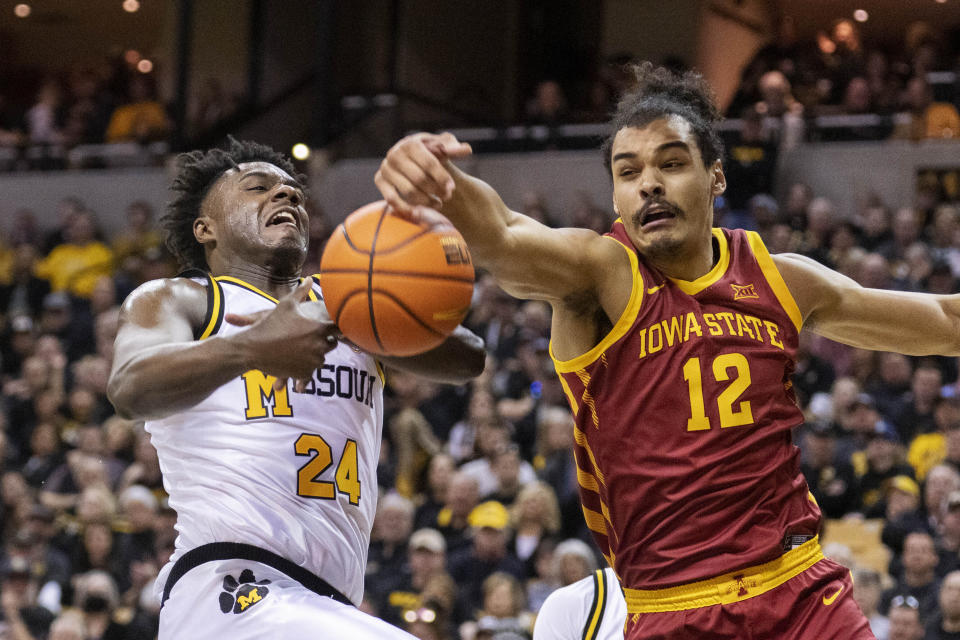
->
[375,133,618,306]
[775,252,960,355]
[108,278,338,421]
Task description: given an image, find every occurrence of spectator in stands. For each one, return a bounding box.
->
[466,572,533,640]
[525,80,569,126]
[72,569,155,639]
[448,501,525,624]
[801,419,861,518]
[928,570,960,639]
[509,481,561,570]
[721,106,779,222]
[857,422,913,518]
[894,361,944,443]
[63,70,115,146]
[448,388,500,464]
[799,197,838,266]
[26,79,66,147]
[883,531,941,620]
[891,75,960,141]
[114,485,157,563]
[104,75,170,144]
[368,493,416,584]
[435,471,480,554]
[35,210,114,301]
[485,444,535,505]
[755,70,805,149]
[369,527,448,628]
[853,568,890,640]
[0,244,51,323]
[414,453,456,531]
[888,594,924,640]
[111,200,161,278]
[0,554,55,638]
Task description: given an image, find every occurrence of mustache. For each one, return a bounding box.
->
[632,198,684,225]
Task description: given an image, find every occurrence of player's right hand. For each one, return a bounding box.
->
[375,132,472,213]
[227,280,339,386]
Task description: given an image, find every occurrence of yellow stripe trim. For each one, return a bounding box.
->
[551,236,643,373]
[669,228,730,295]
[583,570,605,640]
[745,231,803,331]
[557,374,580,417]
[582,505,607,535]
[573,425,606,485]
[198,276,222,340]
[214,276,317,304]
[577,466,600,493]
[623,536,823,613]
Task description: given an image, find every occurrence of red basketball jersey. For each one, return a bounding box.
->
[552,224,821,590]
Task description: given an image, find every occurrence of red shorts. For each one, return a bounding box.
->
[622,541,875,640]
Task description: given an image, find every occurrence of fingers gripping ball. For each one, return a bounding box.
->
[320,201,474,356]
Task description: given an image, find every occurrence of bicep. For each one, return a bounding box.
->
[111,280,204,371]
[775,253,960,355]
[484,216,617,303]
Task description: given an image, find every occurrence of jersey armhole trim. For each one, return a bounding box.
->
[582,569,607,640]
[551,237,643,373]
[196,273,224,340]
[745,231,803,332]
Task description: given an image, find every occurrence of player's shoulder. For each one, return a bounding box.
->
[119,274,210,328]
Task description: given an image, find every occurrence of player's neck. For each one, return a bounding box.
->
[211,257,302,298]
[650,234,718,281]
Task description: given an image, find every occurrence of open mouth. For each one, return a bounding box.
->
[266,209,299,228]
[636,202,681,227]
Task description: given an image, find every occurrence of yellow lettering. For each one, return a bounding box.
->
[662,315,682,347]
[764,321,784,350]
[683,312,703,341]
[746,316,765,342]
[242,370,293,419]
[703,313,723,336]
[735,314,755,340]
[237,588,262,611]
[637,328,647,359]
[648,324,663,353]
[717,312,737,335]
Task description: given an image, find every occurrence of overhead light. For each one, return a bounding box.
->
[14,4,30,18]
[137,59,153,73]
[935,0,947,4]
[291,143,310,161]
[123,0,140,12]
[853,9,868,21]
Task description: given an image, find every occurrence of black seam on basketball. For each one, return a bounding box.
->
[338,225,370,254]
[368,208,387,352]
[372,290,445,336]
[361,228,433,255]
[318,268,473,283]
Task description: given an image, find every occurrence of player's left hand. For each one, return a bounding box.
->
[226,299,341,392]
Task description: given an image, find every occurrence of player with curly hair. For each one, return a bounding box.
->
[108,138,484,638]
[369,62,960,638]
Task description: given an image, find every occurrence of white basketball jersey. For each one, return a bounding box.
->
[533,568,626,640]
[147,274,383,606]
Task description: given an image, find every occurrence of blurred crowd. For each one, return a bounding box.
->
[1,161,959,640]
[524,17,960,148]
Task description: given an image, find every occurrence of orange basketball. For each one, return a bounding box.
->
[319,201,474,356]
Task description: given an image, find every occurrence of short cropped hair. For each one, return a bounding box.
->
[601,62,724,175]
[162,137,305,271]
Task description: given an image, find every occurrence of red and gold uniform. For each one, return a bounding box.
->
[552,225,873,639]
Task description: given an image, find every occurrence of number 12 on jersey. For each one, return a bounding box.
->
[683,353,754,431]
[294,434,361,505]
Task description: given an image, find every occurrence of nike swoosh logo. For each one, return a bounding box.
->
[822,585,843,606]
[646,284,665,294]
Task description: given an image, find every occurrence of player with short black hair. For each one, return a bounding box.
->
[108,139,484,639]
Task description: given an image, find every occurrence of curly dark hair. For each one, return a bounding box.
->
[600,62,724,175]
[162,137,306,271]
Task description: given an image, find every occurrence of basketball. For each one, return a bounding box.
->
[319,201,475,356]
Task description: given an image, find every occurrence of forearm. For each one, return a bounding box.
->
[108,334,251,421]
[440,164,518,262]
[379,325,485,384]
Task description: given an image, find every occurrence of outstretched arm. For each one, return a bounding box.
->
[379,324,486,384]
[775,253,960,355]
[108,278,339,421]
[375,133,618,306]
